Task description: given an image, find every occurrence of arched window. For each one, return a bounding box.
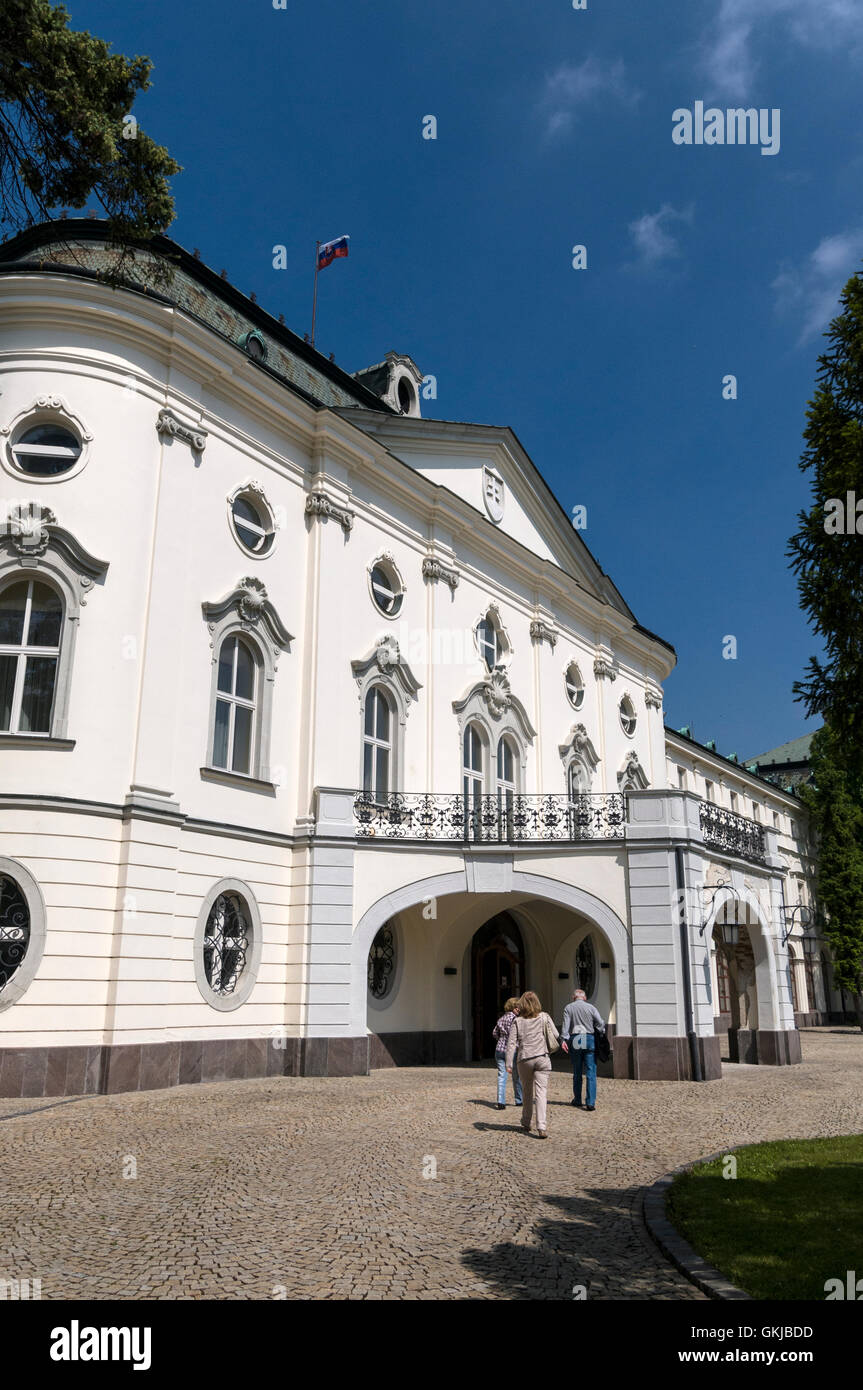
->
[213,634,258,775]
[568,761,589,798]
[0,578,62,734]
[363,685,392,800]
[463,722,484,805]
[496,735,518,830]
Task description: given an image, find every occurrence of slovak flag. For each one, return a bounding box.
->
[318,235,350,270]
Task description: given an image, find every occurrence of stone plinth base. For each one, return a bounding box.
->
[728,1028,802,1066]
[369,1030,466,1068]
[610,1034,722,1081]
[0,1035,375,1099]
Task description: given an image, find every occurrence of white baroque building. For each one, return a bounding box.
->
[0,221,830,1098]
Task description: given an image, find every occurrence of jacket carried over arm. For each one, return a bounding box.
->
[506,1013,559,1069]
[560,1000,606,1039]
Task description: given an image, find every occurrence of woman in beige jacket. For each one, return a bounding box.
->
[505,991,560,1138]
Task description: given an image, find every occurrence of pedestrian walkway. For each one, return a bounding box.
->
[1,1029,859,1300]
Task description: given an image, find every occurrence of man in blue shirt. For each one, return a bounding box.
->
[560,989,605,1111]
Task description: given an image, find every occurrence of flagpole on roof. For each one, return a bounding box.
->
[311,240,320,348]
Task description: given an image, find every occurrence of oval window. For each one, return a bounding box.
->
[231,492,274,555]
[12,423,81,477]
[203,891,251,997]
[565,662,585,709]
[368,923,396,999]
[0,874,31,996]
[370,562,403,617]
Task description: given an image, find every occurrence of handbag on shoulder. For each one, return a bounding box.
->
[542,1012,560,1055]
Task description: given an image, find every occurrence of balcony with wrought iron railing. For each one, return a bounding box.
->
[352,791,627,843]
[699,800,767,864]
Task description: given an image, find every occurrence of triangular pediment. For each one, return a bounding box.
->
[334,411,634,619]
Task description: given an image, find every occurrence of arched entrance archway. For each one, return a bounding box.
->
[470,912,525,1059]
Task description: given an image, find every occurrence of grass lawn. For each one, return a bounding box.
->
[665,1134,863,1300]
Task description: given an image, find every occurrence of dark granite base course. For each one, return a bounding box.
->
[0,1035,373,1099]
[0,1023,804,1099]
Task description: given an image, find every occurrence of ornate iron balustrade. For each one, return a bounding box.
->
[699,800,766,864]
[353,791,626,842]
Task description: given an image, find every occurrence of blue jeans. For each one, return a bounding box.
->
[569,1032,596,1107]
[496,1050,523,1105]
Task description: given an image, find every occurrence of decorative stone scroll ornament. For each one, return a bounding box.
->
[351,636,422,708]
[0,501,108,602]
[618,751,649,791]
[594,656,617,681]
[644,686,663,710]
[305,489,354,534]
[454,669,536,739]
[422,556,459,590]
[202,577,293,668]
[530,620,558,650]
[156,408,208,453]
[559,723,600,772]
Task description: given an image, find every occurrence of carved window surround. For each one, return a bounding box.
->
[453,669,536,787]
[201,578,293,783]
[351,636,422,791]
[618,751,649,791]
[0,502,109,740]
[559,722,601,792]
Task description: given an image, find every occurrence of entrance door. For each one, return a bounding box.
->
[471,913,525,1059]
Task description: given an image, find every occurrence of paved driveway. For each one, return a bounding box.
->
[1,1029,860,1300]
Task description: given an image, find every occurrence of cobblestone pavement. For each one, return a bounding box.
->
[1,1029,860,1300]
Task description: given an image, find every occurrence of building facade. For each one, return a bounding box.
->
[0,222,827,1098]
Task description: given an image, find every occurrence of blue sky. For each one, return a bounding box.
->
[64,0,863,759]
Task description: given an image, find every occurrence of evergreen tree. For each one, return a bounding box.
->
[799,726,863,1027]
[0,0,179,281]
[788,270,863,764]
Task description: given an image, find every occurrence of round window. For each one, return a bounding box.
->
[619,696,637,737]
[231,492,275,555]
[368,923,396,1000]
[0,874,31,997]
[202,891,251,998]
[565,662,585,709]
[370,562,403,617]
[12,423,81,477]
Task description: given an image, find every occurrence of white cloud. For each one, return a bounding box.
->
[539,56,636,136]
[702,0,863,99]
[628,204,693,267]
[772,228,863,343]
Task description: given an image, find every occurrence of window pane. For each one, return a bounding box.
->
[217,639,234,694]
[363,740,374,793]
[498,739,513,782]
[213,699,230,768]
[0,582,27,645]
[231,704,253,774]
[0,654,17,730]
[375,689,390,742]
[364,689,376,737]
[234,641,254,702]
[27,583,62,648]
[19,656,57,733]
[375,747,390,799]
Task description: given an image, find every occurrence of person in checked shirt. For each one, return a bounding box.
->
[560,988,605,1111]
[492,997,522,1109]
